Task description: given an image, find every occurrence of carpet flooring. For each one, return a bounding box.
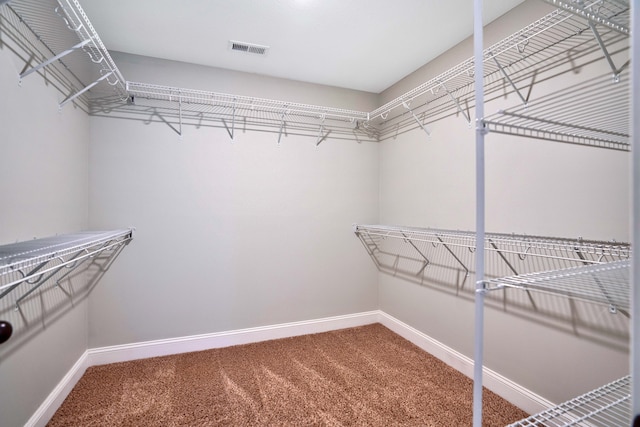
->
[48,324,528,426]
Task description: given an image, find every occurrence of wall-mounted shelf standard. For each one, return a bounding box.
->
[507,375,630,427]
[0,229,134,344]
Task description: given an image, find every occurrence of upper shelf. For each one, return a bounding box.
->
[2,0,631,148]
[542,0,630,35]
[1,0,126,109]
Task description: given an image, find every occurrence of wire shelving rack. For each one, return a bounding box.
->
[507,375,631,427]
[1,0,631,148]
[0,0,126,110]
[0,229,134,344]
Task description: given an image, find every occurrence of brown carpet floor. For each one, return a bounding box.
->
[48,324,528,426]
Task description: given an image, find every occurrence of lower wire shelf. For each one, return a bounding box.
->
[507,375,630,427]
[485,259,630,316]
[0,229,134,344]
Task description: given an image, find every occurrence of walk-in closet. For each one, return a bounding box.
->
[0,0,637,425]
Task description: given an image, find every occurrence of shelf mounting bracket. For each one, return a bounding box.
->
[402,101,430,138]
[59,71,112,108]
[19,38,93,82]
[277,107,288,146]
[588,22,630,83]
[439,82,471,124]
[488,239,537,309]
[489,51,528,106]
[401,233,431,275]
[436,236,469,281]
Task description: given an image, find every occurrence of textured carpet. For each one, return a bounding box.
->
[49,324,528,426]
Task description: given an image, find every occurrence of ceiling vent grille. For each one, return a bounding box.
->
[229,40,269,56]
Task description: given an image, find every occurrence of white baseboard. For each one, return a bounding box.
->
[377,311,553,415]
[87,311,380,366]
[31,310,550,426]
[25,350,90,427]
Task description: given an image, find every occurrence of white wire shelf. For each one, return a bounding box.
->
[508,375,630,426]
[374,6,629,143]
[1,0,126,108]
[542,0,630,35]
[3,2,630,147]
[125,81,377,141]
[486,259,630,313]
[484,72,630,151]
[0,228,133,345]
[354,224,631,261]
[0,229,133,302]
[354,224,630,307]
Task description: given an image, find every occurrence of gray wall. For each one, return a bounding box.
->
[0,37,90,427]
[378,0,630,405]
[87,53,380,347]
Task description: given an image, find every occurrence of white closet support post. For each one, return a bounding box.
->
[59,71,112,108]
[472,0,486,425]
[631,1,639,423]
[19,38,92,81]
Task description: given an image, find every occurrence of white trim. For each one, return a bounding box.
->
[25,350,90,427]
[378,311,553,415]
[87,311,380,366]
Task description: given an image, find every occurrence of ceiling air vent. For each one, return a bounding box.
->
[229,40,269,56]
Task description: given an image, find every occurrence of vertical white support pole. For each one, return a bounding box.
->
[472,0,485,426]
[631,1,639,424]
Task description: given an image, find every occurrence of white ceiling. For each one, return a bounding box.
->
[80,0,526,93]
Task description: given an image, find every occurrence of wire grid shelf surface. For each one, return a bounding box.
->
[3,1,630,147]
[354,224,631,259]
[508,375,630,426]
[0,229,133,291]
[117,6,630,145]
[542,0,630,35]
[373,6,628,138]
[354,224,631,309]
[4,0,126,103]
[486,259,630,311]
